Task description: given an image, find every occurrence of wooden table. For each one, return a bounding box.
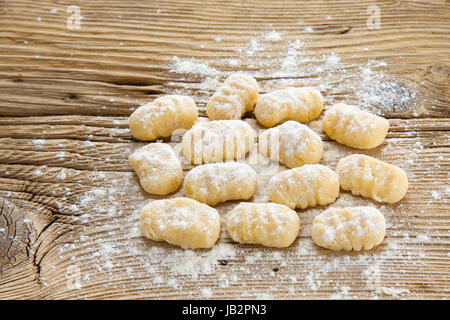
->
[0,0,448,300]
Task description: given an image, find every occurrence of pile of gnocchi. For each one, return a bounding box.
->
[128,73,408,252]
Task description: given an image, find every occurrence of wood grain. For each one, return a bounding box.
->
[0,0,449,300]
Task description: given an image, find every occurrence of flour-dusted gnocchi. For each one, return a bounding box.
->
[269,164,339,209]
[184,162,257,205]
[129,143,183,195]
[322,103,389,149]
[129,95,198,141]
[206,73,258,120]
[311,206,386,251]
[182,120,255,164]
[258,120,323,168]
[336,154,408,203]
[254,87,323,127]
[224,202,300,248]
[140,197,221,249]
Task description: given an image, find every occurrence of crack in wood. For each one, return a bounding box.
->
[0,198,28,272]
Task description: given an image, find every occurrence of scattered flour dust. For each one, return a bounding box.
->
[48,27,436,299]
[376,287,411,298]
[168,28,419,118]
[200,287,213,298]
[32,169,43,177]
[170,56,220,76]
[32,139,45,146]
[264,30,283,42]
[171,244,236,276]
[56,166,424,299]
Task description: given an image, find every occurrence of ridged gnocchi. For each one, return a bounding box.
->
[224,202,300,248]
[129,95,198,141]
[258,120,323,168]
[322,103,389,149]
[336,154,408,203]
[206,73,258,120]
[129,143,183,195]
[312,206,386,251]
[182,120,255,164]
[269,164,339,209]
[254,87,323,127]
[140,197,221,249]
[184,162,257,205]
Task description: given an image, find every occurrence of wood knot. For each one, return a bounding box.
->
[424,63,449,84]
[0,198,30,272]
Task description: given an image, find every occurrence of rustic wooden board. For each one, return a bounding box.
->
[0,0,449,300]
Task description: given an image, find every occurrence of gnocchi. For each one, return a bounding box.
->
[258,120,323,168]
[254,87,323,127]
[311,206,386,251]
[322,103,389,149]
[336,154,408,203]
[269,164,339,209]
[129,143,183,195]
[224,202,300,248]
[184,162,257,205]
[206,73,258,120]
[129,95,198,141]
[140,197,221,249]
[182,120,255,164]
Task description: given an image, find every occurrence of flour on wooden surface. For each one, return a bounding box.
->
[32,139,45,146]
[264,30,283,42]
[170,56,220,76]
[167,29,419,118]
[375,287,410,298]
[33,27,446,299]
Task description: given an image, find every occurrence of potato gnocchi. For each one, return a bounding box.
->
[336,154,408,203]
[184,162,257,205]
[311,206,386,251]
[127,71,409,256]
[254,87,323,127]
[129,143,183,195]
[224,202,300,248]
[258,120,323,168]
[206,73,258,120]
[322,103,389,149]
[269,164,339,209]
[129,95,198,141]
[182,120,255,164]
[140,197,221,249]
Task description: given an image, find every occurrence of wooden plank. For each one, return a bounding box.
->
[0,0,448,117]
[0,115,448,299]
[0,0,449,299]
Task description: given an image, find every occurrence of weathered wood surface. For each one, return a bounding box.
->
[0,0,449,299]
